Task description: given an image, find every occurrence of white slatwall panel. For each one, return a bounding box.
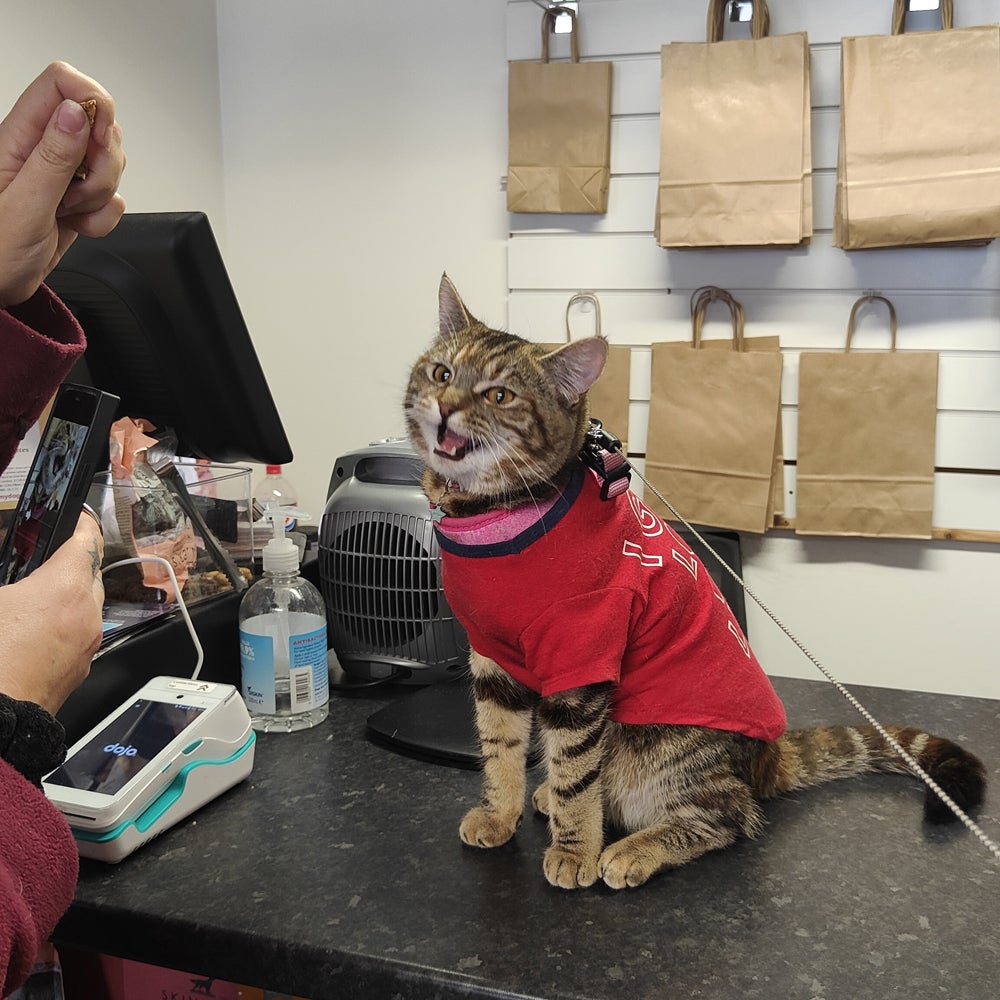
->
[506,0,1000,535]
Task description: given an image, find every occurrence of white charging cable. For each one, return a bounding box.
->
[101,556,205,680]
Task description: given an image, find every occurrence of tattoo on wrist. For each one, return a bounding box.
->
[87,540,102,578]
[80,504,104,578]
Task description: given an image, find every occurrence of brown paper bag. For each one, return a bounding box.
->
[657,0,811,247]
[507,7,612,214]
[645,288,783,533]
[683,287,785,521]
[541,292,631,453]
[836,0,1000,249]
[795,295,938,538]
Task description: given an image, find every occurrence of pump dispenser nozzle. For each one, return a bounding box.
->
[260,503,301,575]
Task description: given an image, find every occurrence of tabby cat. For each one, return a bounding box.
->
[403,274,987,890]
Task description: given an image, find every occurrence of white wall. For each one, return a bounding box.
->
[215,0,510,514]
[5,2,996,700]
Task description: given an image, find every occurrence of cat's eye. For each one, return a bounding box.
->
[430,363,451,384]
[483,387,515,405]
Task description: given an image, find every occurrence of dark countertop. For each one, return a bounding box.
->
[55,673,1000,1000]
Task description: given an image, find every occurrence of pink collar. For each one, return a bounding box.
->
[435,493,561,547]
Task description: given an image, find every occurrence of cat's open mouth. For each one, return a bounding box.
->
[435,426,474,461]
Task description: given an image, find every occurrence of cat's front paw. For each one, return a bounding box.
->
[459,807,521,848]
[531,782,551,816]
[598,840,659,890]
[543,846,600,889]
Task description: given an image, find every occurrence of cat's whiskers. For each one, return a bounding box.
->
[482,432,553,510]
[479,433,523,505]
[504,440,561,522]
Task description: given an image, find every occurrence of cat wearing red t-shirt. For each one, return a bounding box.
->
[403,274,986,890]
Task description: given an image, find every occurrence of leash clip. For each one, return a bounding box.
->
[579,417,631,501]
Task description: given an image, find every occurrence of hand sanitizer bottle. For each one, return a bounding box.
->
[238,507,329,732]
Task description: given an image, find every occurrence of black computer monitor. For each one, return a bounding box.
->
[47,211,292,466]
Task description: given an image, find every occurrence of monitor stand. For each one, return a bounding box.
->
[365,674,485,769]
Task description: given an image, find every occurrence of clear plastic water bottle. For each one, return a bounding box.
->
[238,512,329,732]
[254,465,298,530]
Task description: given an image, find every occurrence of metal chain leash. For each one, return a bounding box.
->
[626,460,1000,863]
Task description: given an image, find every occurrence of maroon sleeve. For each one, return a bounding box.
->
[0,285,87,473]
[0,758,79,997]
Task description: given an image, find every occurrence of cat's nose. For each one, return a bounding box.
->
[439,402,456,420]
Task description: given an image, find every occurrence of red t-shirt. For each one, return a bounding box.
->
[435,464,786,742]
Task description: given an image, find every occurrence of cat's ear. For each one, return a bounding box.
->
[438,273,474,339]
[542,337,609,405]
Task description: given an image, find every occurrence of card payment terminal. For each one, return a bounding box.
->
[43,676,255,863]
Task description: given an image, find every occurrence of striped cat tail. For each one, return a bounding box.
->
[756,725,986,824]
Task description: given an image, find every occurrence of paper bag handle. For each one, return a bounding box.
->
[845,294,898,352]
[707,0,770,42]
[690,285,746,351]
[891,0,953,34]
[566,291,602,341]
[541,6,580,63]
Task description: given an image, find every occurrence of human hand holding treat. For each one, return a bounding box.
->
[0,61,126,309]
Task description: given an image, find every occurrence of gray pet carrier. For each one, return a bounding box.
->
[318,439,468,684]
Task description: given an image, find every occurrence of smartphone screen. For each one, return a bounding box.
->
[0,384,117,586]
[45,698,207,798]
[0,413,90,584]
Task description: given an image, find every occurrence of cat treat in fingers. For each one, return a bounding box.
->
[73,99,98,180]
[403,274,987,890]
